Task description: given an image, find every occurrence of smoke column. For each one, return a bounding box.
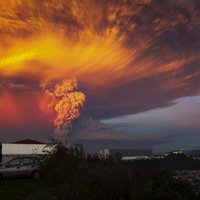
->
[42,79,86,144]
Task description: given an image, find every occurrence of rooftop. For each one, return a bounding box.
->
[12,139,45,144]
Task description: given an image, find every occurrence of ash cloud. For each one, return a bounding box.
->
[41,79,86,143]
[0,0,200,123]
[72,115,171,142]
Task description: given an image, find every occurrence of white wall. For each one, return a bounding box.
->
[2,143,55,155]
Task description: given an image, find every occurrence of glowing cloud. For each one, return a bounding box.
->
[0,51,37,67]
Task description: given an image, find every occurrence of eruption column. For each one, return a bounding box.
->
[43,79,86,143]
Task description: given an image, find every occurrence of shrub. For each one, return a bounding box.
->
[42,145,198,200]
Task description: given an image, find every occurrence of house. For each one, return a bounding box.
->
[0,139,55,163]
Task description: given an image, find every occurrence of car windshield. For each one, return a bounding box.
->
[9,158,21,166]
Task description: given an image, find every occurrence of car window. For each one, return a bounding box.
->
[9,158,21,166]
[22,158,34,165]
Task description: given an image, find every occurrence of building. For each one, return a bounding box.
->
[184,150,200,159]
[99,148,152,160]
[0,139,55,163]
[163,149,200,159]
[164,150,183,157]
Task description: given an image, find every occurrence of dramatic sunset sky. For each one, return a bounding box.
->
[0,0,199,153]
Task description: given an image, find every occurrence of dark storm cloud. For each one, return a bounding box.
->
[85,0,200,118]
[0,74,39,93]
[71,115,170,146]
[87,67,200,119]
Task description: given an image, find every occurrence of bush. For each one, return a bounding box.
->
[42,145,198,200]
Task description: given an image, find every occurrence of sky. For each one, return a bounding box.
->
[0,0,199,153]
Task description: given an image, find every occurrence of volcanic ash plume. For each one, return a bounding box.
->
[43,79,86,143]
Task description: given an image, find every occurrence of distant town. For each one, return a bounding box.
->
[1,138,200,163]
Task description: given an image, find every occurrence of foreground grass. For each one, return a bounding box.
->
[0,178,47,200]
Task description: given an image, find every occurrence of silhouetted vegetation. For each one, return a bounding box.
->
[40,145,199,200]
[123,155,200,171]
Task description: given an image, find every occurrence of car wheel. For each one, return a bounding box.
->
[32,171,41,179]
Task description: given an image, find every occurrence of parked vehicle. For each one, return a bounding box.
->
[0,157,42,180]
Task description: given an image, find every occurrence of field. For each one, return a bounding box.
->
[0,178,47,200]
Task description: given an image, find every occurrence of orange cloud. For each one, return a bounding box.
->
[0,91,52,127]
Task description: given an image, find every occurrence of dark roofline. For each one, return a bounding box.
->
[12,139,45,144]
